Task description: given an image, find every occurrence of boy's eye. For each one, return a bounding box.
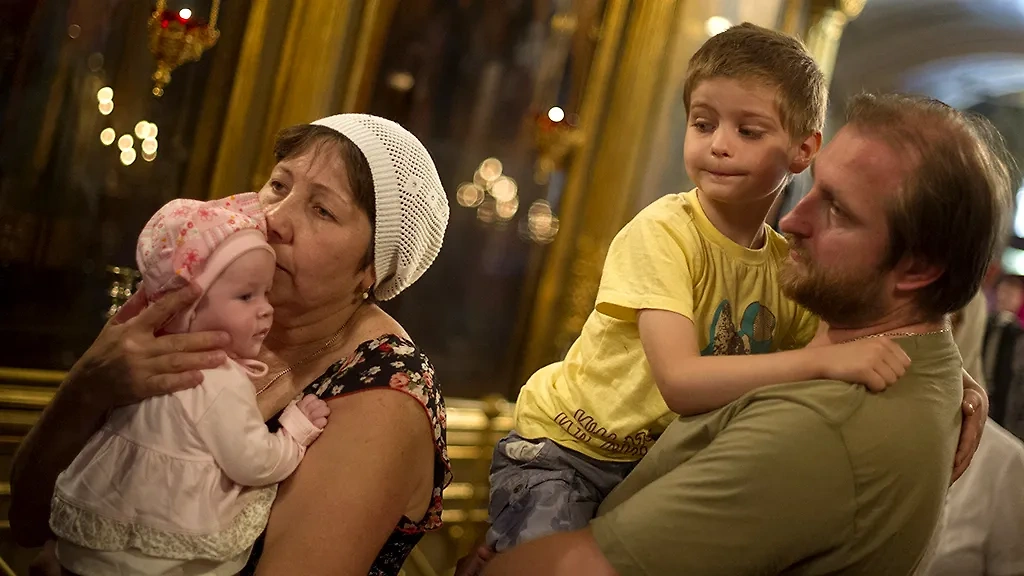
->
[739,128,764,139]
[691,121,713,133]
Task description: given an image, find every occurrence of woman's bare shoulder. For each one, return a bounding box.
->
[348,305,411,344]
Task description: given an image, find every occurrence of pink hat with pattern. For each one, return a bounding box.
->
[136,193,274,333]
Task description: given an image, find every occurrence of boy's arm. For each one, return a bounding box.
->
[638,309,910,416]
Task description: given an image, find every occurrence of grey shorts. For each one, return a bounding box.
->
[484,431,637,552]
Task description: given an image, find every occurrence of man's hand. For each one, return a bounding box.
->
[455,544,496,576]
[951,373,988,484]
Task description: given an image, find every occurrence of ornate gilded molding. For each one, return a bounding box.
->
[519,0,678,380]
[805,0,865,81]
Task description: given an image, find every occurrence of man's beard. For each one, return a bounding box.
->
[779,242,889,327]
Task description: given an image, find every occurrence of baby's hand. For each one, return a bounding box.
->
[818,337,911,392]
[296,394,330,429]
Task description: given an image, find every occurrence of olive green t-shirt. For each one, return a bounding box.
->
[591,331,962,575]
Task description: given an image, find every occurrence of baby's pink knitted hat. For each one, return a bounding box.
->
[136,193,273,333]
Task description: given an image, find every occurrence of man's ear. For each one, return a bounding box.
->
[893,254,945,293]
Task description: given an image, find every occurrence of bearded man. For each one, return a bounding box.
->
[482,94,1014,576]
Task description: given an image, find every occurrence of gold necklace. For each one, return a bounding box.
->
[846,326,951,344]
[256,323,347,396]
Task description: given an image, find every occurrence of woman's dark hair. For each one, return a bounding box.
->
[273,125,377,290]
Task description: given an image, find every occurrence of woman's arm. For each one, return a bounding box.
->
[9,285,228,546]
[255,389,435,576]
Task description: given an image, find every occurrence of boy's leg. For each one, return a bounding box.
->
[456,434,638,576]
[484,432,632,552]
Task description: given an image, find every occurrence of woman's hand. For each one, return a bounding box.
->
[75,283,230,408]
[10,283,232,547]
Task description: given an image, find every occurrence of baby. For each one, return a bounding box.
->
[48,193,329,576]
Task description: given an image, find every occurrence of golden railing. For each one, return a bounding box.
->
[0,367,512,576]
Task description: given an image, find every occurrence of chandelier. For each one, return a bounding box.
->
[147,0,221,97]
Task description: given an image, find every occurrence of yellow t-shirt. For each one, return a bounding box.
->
[513,189,819,461]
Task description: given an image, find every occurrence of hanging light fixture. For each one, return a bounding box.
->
[147,0,221,97]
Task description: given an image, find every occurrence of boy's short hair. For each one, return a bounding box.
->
[683,23,827,139]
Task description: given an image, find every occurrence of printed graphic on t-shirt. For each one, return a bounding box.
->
[701,300,777,356]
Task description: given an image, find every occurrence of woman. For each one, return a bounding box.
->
[11,114,452,575]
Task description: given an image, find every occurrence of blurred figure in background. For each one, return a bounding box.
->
[984,275,1024,439]
[923,291,1024,576]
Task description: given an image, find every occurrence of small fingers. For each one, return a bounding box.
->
[306,402,331,421]
[864,372,888,392]
[311,416,328,429]
[296,394,319,409]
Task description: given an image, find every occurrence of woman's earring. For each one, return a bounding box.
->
[361,291,369,300]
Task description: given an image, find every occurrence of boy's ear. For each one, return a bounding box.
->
[789,131,822,174]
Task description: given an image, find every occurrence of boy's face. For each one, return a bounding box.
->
[191,249,276,359]
[684,77,809,205]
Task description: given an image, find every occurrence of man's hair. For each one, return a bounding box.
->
[845,93,1016,319]
[683,22,827,139]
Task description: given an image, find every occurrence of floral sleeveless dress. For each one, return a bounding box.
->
[241,334,452,576]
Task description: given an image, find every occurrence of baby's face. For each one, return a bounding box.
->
[191,250,275,359]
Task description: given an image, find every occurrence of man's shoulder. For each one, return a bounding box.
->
[740,379,865,429]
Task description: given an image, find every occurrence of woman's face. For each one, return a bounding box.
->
[257,140,374,325]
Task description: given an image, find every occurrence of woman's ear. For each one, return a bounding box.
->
[359,264,377,298]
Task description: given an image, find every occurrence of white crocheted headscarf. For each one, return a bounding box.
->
[311,114,449,301]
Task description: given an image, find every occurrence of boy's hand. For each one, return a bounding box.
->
[296,394,330,429]
[817,337,911,391]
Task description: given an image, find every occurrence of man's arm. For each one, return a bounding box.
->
[482,530,618,576]
[484,399,853,576]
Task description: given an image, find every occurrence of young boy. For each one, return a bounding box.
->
[479,22,914,558]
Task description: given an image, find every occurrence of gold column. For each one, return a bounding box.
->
[779,0,808,37]
[338,0,400,114]
[519,0,682,380]
[207,0,396,199]
[804,0,865,82]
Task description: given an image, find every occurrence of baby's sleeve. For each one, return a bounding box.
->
[194,373,321,487]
